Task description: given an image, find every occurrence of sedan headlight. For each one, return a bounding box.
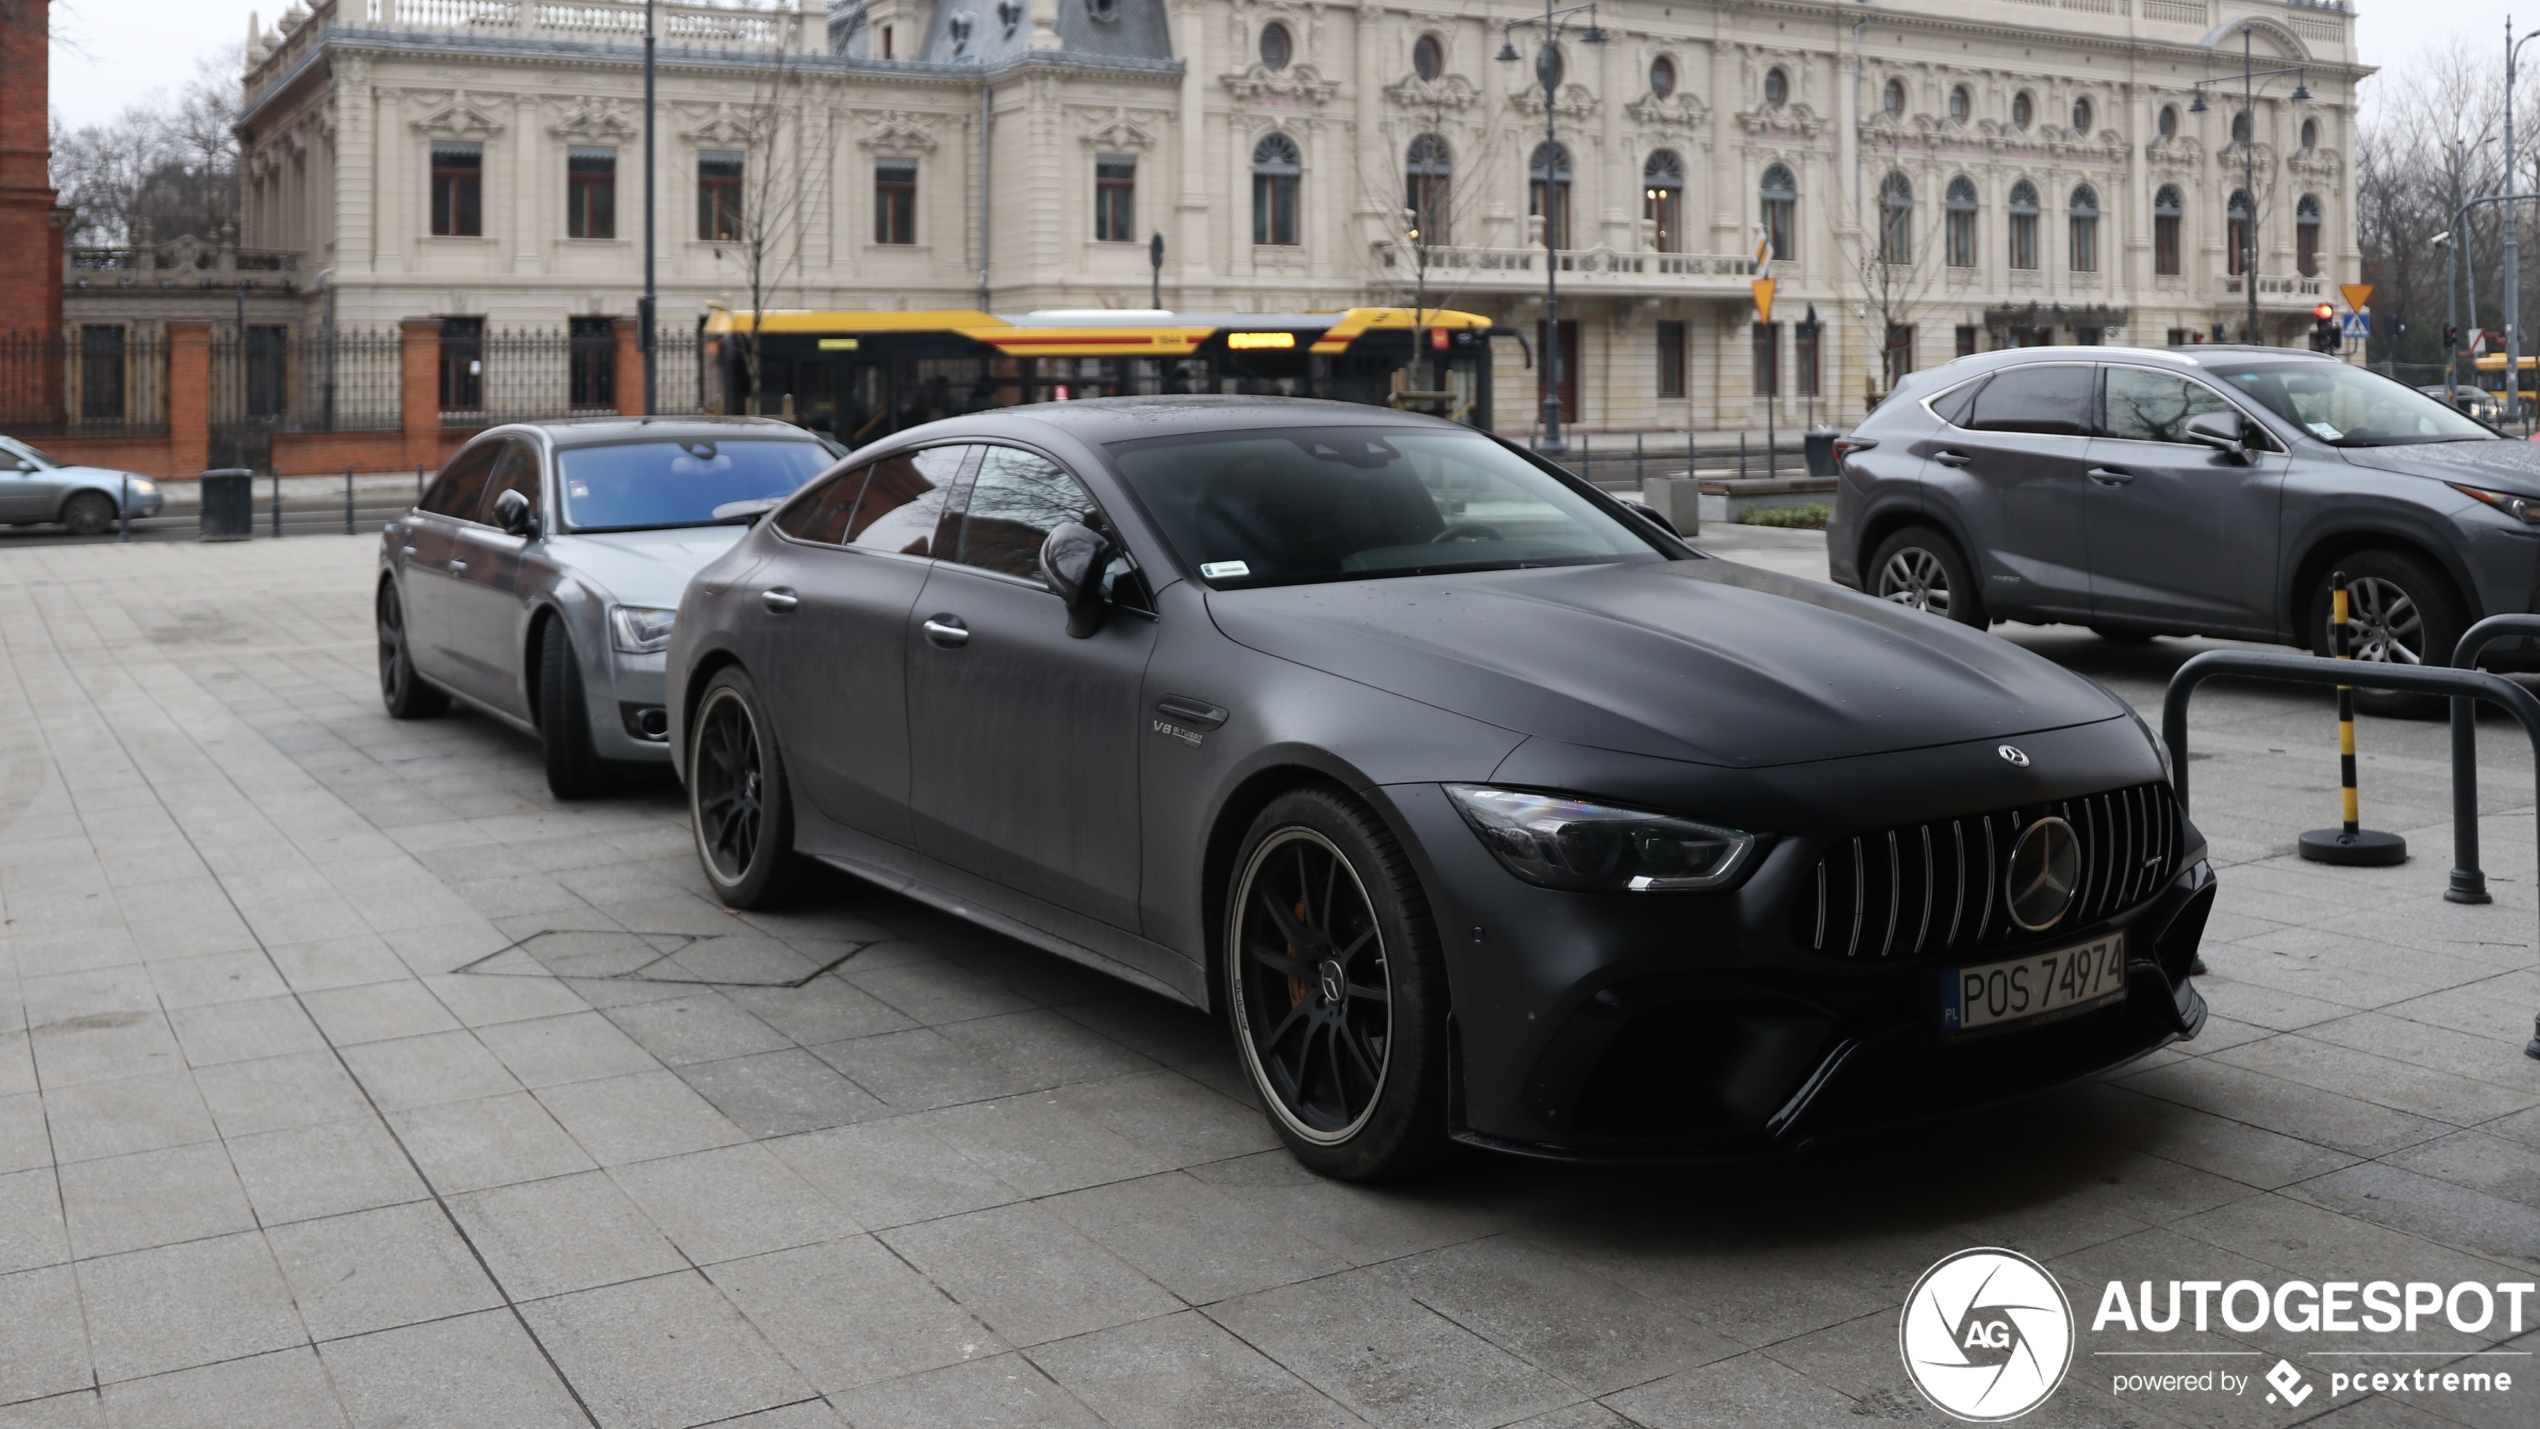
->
[1445,785,1757,892]
[128,478,158,497]
[2450,483,2540,525]
[608,605,678,654]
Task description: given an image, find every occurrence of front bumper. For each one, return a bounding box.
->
[1385,763,2214,1163]
[586,647,673,763]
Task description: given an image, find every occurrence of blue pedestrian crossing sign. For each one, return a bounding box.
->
[2340,313,2370,341]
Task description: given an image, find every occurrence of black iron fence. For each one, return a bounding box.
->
[436,323,705,427]
[1540,432,1814,491]
[0,328,171,439]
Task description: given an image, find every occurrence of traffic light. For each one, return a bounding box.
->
[2311,303,2341,353]
[2447,323,2460,351]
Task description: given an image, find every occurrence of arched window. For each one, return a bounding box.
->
[1643,150,1685,253]
[2300,117,2318,151]
[1404,134,1452,245]
[1252,134,1300,246]
[1945,176,1978,268]
[2012,91,2033,129]
[2154,184,2183,276]
[2231,110,2252,147]
[2068,184,2100,273]
[2008,179,2039,270]
[2227,188,2253,276]
[1650,55,1676,99]
[1878,171,1913,264]
[2158,104,2178,140]
[1530,141,1573,250]
[1760,163,1796,261]
[1537,42,1565,91]
[2297,193,2323,277]
[1763,67,1788,107]
[1883,78,1906,117]
[1259,22,1292,71]
[1412,33,1443,81]
[1949,85,1970,123]
[2072,97,2094,134]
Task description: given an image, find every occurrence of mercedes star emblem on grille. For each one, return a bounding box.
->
[2006,816,2082,931]
[1998,744,2030,767]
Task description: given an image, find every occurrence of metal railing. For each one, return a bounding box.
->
[1538,432,1817,490]
[0,329,171,439]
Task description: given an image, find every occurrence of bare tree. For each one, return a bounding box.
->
[1355,88,1506,419]
[708,21,830,415]
[51,45,241,246]
[1837,131,1947,403]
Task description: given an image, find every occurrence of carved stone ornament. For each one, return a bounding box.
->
[1736,101,1823,140]
[1626,90,1710,132]
[547,97,639,142]
[1382,73,1480,113]
[858,110,942,154]
[1076,106,1165,152]
[1222,61,1340,105]
[410,91,507,139]
[680,104,761,147]
[2287,145,2343,187]
[2145,134,2203,170]
[1510,82,1599,120]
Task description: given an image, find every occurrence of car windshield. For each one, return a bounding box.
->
[2210,362,2495,447]
[4,441,58,468]
[556,438,830,532]
[1107,425,1656,587]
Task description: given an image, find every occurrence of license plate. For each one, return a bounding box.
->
[1942,935,2128,1033]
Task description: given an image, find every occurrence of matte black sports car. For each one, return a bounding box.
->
[665,397,2215,1179]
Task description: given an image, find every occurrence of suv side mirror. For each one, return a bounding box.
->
[492,488,539,537]
[1038,521,1114,638]
[2182,410,2251,459]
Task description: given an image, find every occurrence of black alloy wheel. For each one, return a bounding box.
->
[688,669,798,908]
[1226,788,1447,1181]
[537,622,612,799]
[376,580,448,720]
[2305,549,2465,721]
[1869,526,1986,628]
[61,491,114,537]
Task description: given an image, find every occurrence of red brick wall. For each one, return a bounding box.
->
[0,1,62,340]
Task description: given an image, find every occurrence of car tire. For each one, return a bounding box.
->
[1224,787,1449,1182]
[1869,526,1987,628]
[376,580,449,720]
[2304,550,2466,721]
[687,667,800,909]
[61,491,114,536]
[537,621,613,799]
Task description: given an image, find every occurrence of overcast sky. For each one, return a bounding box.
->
[40,0,2530,131]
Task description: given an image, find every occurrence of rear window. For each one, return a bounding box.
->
[1967,364,2095,436]
[556,438,829,532]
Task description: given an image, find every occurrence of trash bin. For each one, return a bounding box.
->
[198,469,256,542]
[1804,427,1839,478]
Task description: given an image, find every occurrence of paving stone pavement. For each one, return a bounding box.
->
[0,535,2535,1429]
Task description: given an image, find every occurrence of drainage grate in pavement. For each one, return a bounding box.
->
[456,927,867,987]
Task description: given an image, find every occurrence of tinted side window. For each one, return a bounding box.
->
[1967,364,2095,436]
[773,464,863,545]
[2102,367,2235,444]
[1931,378,1985,427]
[952,446,1097,582]
[476,440,539,523]
[420,442,502,518]
[847,444,970,556]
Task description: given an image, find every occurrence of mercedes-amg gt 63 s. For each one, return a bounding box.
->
[666,398,2215,1180]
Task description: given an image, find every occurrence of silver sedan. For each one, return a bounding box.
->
[375,417,835,796]
[0,436,162,533]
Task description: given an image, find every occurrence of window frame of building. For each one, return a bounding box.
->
[2154,185,2183,276]
[79,325,126,422]
[874,159,918,245]
[2159,104,2179,139]
[1405,134,1452,245]
[1955,325,1979,359]
[568,316,617,411]
[2231,110,2252,147]
[566,147,616,240]
[430,143,483,237]
[1259,21,1292,71]
[1656,319,1686,399]
[2296,193,2323,277]
[1948,85,1970,123]
[1095,156,1138,242]
[1797,322,1821,397]
[2227,188,2253,276]
[1251,134,1302,246]
[1763,67,1788,107]
[1885,323,1916,384]
[1413,33,1444,81]
[2008,179,2040,270]
[1649,55,1676,99]
[1751,321,1778,400]
[1760,163,1796,261]
[1537,42,1565,91]
[1642,150,1684,254]
[697,150,745,241]
[2071,97,2094,133]
[1529,141,1573,251]
[2011,91,2033,129]
[1883,78,1906,117]
[1877,171,1912,265]
[439,317,485,412]
[1944,176,1978,268]
[2300,117,2318,151]
[2068,184,2100,273]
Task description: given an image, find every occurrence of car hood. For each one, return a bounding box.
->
[48,465,145,485]
[1205,558,2129,769]
[542,525,746,605]
[2336,438,2540,493]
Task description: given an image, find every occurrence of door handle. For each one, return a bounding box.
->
[447,559,468,573]
[922,615,970,648]
[760,587,799,613]
[1932,450,1974,468]
[2086,467,2136,485]
[400,545,417,556]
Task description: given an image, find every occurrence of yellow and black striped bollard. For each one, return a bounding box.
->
[2299,570,2409,866]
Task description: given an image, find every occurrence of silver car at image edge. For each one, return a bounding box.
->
[0,434,163,533]
[374,416,835,795]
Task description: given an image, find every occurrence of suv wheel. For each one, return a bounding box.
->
[1869,527,1986,628]
[2305,550,2466,720]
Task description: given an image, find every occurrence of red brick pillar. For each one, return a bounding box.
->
[0,1,63,342]
[614,318,644,417]
[401,319,442,470]
[165,320,211,478]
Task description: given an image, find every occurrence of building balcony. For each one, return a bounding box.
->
[2221,273,2329,306]
[1372,243,1763,299]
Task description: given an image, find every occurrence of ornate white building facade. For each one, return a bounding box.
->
[238,0,2366,434]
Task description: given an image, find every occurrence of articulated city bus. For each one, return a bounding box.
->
[2472,352,2539,411]
[700,307,1512,447]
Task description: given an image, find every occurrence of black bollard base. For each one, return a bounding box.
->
[2447,868,2494,904]
[2298,828,2408,866]
[2528,1014,2540,1062]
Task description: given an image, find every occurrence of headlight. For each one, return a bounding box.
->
[609,605,677,654]
[1445,785,1757,892]
[2449,483,2540,525]
[129,479,158,497]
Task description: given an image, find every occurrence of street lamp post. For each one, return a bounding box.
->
[641,0,658,416]
[2503,23,2540,428]
[1497,1,1605,456]
[2188,25,2307,344]
[2440,193,2540,414]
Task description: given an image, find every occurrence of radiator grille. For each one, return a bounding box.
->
[1795,782,2178,961]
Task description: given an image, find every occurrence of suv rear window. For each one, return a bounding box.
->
[1967,364,2094,436]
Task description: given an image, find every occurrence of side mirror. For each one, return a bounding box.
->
[2182,410,2250,459]
[1038,521,1114,639]
[492,488,539,537]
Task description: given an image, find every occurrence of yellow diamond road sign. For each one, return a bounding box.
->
[2340,283,2375,314]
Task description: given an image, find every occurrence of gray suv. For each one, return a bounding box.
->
[1828,346,2530,715]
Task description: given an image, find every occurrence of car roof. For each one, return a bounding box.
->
[482,416,822,449]
[890,394,1468,449]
